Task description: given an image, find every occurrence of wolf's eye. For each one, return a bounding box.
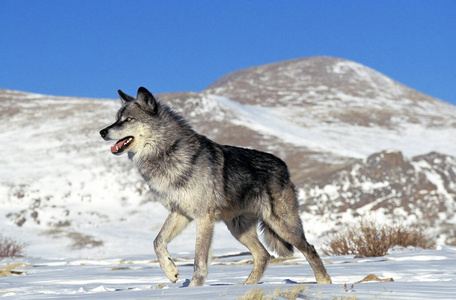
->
[126,117,132,122]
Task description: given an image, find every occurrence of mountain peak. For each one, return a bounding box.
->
[204,56,440,109]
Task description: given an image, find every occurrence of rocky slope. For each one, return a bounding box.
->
[300,150,456,245]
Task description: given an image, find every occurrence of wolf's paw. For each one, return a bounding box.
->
[243,278,260,285]
[316,273,332,284]
[188,272,206,287]
[162,257,179,283]
[188,277,204,287]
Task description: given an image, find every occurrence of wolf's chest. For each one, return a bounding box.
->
[144,174,209,216]
[133,154,215,216]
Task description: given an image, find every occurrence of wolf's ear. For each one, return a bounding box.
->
[136,87,158,114]
[118,89,135,105]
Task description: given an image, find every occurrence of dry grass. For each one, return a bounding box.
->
[323,219,436,258]
[334,296,358,300]
[0,263,30,276]
[273,284,308,299]
[269,257,301,265]
[237,287,269,300]
[237,285,308,300]
[214,260,254,266]
[0,235,24,259]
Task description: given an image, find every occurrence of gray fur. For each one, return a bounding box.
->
[100,87,332,286]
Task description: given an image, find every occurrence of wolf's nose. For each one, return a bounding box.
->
[100,129,108,139]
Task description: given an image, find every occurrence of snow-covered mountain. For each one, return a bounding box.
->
[1,56,455,258]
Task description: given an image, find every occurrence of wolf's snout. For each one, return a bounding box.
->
[100,129,108,139]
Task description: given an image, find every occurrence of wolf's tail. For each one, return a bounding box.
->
[259,220,294,257]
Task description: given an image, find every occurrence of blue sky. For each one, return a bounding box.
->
[1,1,455,104]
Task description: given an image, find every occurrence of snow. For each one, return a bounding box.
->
[1,83,456,298]
[207,94,456,159]
[1,246,455,299]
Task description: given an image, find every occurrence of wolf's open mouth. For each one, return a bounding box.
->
[111,136,134,155]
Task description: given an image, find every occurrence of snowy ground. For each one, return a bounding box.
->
[2,246,455,299]
[2,90,456,299]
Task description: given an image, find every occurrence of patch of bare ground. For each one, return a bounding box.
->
[42,229,103,250]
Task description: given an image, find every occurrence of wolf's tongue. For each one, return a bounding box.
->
[111,139,128,154]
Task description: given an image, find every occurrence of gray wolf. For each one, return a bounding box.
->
[100,87,332,286]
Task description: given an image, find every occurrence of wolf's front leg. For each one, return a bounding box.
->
[154,212,192,283]
[189,214,215,287]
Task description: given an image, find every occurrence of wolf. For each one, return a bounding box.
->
[100,87,332,286]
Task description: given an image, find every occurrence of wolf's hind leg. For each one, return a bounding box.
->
[154,212,192,283]
[295,236,332,284]
[225,214,270,284]
[263,213,332,284]
[263,184,332,284]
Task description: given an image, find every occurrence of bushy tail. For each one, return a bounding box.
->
[259,220,294,257]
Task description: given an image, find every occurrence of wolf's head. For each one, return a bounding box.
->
[100,87,165,156]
